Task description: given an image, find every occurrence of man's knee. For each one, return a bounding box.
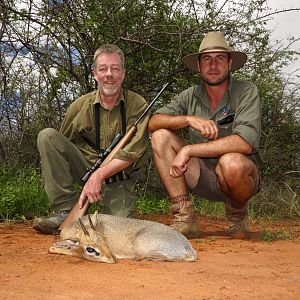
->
[151,129,173,151]
[218,153,259,195]
[151,129,185,154]
[219,153,245,168]
[37,128,60,148]
[37,128,69,157]
[218,153,249,187]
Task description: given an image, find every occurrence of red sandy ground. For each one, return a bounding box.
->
[0,214,300,300]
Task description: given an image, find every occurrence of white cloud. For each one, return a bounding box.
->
[267,0,300,82]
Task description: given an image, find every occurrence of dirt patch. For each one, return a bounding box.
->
[1,215,300,300]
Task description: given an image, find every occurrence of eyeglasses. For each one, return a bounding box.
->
[95,65,123,74]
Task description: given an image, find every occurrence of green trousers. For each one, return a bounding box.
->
[37,128,135,217]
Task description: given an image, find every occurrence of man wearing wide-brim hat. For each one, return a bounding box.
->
[149,31,262,239]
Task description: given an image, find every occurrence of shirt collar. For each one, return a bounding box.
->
[194,76,233,102]
[93,88,126,108]
[193,76,234,118]
[227,75,233,97]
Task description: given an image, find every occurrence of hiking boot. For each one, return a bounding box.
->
[33,211,69,235]
[225,202,248,239]
[228,218,248,239]
[170,195,199,238]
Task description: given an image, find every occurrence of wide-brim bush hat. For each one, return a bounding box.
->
[182,31,247,72]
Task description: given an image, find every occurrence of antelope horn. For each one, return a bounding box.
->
[78,218,89,236]
[88,214,96,231]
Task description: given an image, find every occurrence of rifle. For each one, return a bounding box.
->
[59,82,170,230]
[81,133,123,183]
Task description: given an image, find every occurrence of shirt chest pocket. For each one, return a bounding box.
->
[81,128,97,148]
[219,123,234,138]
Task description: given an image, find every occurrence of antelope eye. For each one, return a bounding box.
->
[86,246,100,256]
[86,246,95,253]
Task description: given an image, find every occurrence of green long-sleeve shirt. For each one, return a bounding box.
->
[156,78,263,169]
[60,88,149,169]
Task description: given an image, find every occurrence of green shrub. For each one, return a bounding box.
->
[1,164,299,221]
[0,166,49,220]
[261,229,293,242]
[194,197,225,218]
[249,178,300,219]
[135,195,170,214]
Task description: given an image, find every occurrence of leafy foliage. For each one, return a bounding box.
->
[135,195,170,215]
[0,166,49,220]
[0,0,299,216]
[0,165,298,220]
[261,229,293,242]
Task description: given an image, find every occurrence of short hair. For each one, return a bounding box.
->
[93,44,125,69]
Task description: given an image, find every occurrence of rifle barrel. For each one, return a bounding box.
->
[133,82,170,126]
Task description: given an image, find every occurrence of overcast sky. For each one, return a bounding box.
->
[267,0,300,83]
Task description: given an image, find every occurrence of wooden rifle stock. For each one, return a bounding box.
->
[59,83,170,230]
[101,126,137,166]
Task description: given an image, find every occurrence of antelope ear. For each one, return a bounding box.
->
[78,217,90,236]
[91,210,98,225]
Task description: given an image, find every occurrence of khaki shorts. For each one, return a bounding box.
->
[191,158,261,202]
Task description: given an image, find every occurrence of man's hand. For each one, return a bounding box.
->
[170,146,190,178]
[187,116,219,140]
[79,170,104,209]
[78,158,133,209]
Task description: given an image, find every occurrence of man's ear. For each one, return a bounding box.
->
[122,68,126,81]
[92,69,98,88]
[92,68,96,79]
[197,60,201,74]
[228,57,233,72]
